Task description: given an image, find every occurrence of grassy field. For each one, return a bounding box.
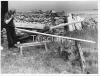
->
[1,10,98,74]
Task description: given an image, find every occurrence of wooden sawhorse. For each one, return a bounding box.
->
[18,41,49,55]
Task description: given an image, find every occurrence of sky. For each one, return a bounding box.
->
[8,1,98,12]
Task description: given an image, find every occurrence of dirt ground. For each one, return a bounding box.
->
[1,10,98,74]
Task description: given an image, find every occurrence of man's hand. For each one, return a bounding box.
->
[11,15,14,19]
[5,16,13,24]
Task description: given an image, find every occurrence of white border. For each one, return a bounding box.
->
[98,0,100,74]
[0,0,99,75]
[1,0,98,1]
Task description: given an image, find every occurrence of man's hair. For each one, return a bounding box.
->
[8,10,16,16]
[5,10,16,20]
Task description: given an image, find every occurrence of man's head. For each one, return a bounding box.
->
[8,10,16,16]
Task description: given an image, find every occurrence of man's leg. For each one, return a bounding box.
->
[6,28,14,49]
[11,28,18,45]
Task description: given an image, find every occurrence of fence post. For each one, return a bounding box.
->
[75,41,86,73]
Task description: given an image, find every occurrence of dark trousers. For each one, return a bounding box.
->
[6,27,18,48]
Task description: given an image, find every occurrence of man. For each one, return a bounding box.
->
[4,10,18,49]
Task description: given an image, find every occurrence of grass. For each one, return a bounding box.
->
[1,10,98,74]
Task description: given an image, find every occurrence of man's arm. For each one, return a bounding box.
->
[4,15,13,24]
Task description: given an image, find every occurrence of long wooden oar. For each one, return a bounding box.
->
[16,28,96,44]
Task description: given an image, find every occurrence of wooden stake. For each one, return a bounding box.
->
[20,46,23,55]
[44,42,48,52]
[75,41,86,73]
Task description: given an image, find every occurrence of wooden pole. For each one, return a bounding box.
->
[75,41,86,73]
[50,20,83,30]
[16,28,96,44]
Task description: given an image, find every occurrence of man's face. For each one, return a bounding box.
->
[13,13,15,17]
[12,12,16,17]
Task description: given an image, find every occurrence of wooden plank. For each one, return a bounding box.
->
[16,28,96,43]
[19,41,50,47]
[19,42,43,47]
[18,41,50,55]
[15,22,45,29]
